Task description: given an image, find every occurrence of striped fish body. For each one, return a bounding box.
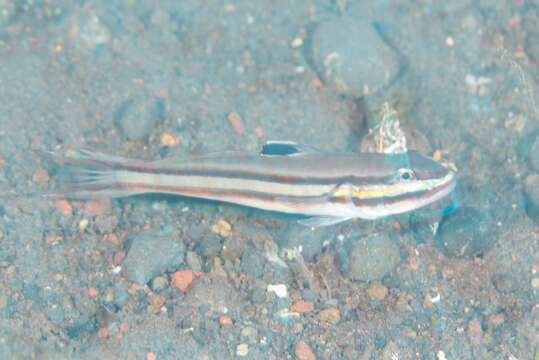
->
[56,142,456,226]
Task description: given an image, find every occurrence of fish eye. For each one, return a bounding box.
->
[397,168,415,181]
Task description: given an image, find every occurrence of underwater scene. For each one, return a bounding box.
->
[0,0,537,359]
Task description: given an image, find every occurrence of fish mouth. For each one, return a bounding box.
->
[418,171,457,208]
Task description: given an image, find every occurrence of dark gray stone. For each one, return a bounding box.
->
[312,17,399,97]
[492,273,519,293]
[241,249,264,279]
[346,232,400,281]
[196,232,221,258]
[123,225,185,285]
[115,96,163,141]
[524,174,539,224]
[528,135,539,171]
[435,206,494,257]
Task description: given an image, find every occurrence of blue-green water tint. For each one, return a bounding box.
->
[0,0,537,359]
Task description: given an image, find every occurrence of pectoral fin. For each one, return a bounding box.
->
[297,216,351,227]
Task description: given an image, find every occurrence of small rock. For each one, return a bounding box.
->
[33,168,50,186]
[312,17,399,97]
[212,219,231,237]
[492,273,519,293]
[55,200,73,216]
[160,133,179,147]
[221,235,246,262]
[116,97,163,141]
[267,284,287,298]
[366,283,388,301]
[435,206,494,257]
[227,112,246,135]
[528,135,539,171]
[171,270,197,292]
[291,300,314,313]
[295,341,316,360]
[347,232,400,281]
[281,226,327,262]
[524,174,539,224]
[81,199,111,217]
[241,248,264,279]
[123,226,185,285]
[236,343,249,357]
[317,308,340,325]
[79,15,110,49]
[240,326,257,343]
[186,251,202,272]
[150,276,169,292]
[531,277,539,289]
[467,318,483,346]
[196,232,221,258]
[489,313,504,327]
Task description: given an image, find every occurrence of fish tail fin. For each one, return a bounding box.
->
[47,149,146,199]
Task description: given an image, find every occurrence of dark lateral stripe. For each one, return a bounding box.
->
[64,182,325,204]
[112,162,394,186]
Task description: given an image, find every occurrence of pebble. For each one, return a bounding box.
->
[33,168,50,186]
[291,300,314,313]
[524,174,539,224]
[280,227,327,262]
[116,97,161,141]
[196,232,221,258]
[81,199,111,217]
[312,17,399,97]
[240,326,257,343]
[347,232,400,281]
[236,343,249,357]
[241,248,264,279]
[492,273,519,293]
[211,219,231,237]
[528,135,539,171]
[55,200,73,216]
[435,206,494,257]
[160,133,179,147]
[79,15,110,49]
[366,283,389,301]
[150,276,169,292]
[267,284,287,298]
[122,226,185,285]
[186,251,202,272]
[171,270,197,292]
[531,277,539,289]
[228,112,246,135]
[317,308,340,325]
[295,341,316,360]
[221,235,246,262]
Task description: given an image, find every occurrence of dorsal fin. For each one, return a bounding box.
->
[260,141,319,156]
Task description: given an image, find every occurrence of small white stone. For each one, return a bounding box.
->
[437,350,447,360]
[445,36,454,47]
[291,37,303,47]
[236,343,248,357]
[267,284,287,298]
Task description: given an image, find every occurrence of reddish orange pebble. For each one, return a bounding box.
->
[220,316,233,326]
[291,301,314,313]
[171,270,195,292]
[228,112,246,135]
[56,200,73,216]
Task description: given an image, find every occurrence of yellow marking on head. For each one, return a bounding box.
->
[333,182,433,200]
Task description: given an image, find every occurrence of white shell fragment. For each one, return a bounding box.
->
[267,284,288,298]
